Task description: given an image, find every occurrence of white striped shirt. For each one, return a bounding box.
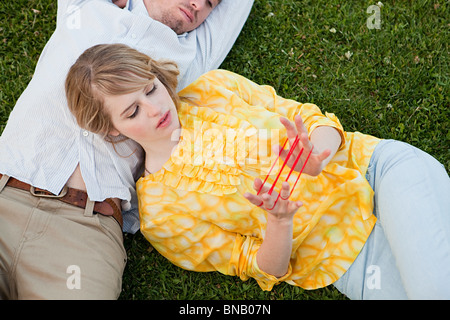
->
[0,0,253,232]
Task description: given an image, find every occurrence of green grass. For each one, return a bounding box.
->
[1,0,448,300]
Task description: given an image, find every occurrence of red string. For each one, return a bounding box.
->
[257,138,288,196]
[257,135,314,210]
[287,146,313,198]
[267,136,299,195]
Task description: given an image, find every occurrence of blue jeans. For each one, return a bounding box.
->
[333,140,450,299]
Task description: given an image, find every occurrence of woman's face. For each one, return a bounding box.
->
[103,77,180,148]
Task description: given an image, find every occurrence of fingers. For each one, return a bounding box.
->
[277,182,302,212]
[279,181,291,200]
[243,192,263,206]
[294,115,313,151]
[244,184,303,216]
[279,116,312,155]
[261,193,275,210]
[280,115,309,141]
[294,115,308,137]
[244,178,275,207]
[317,148,331,162]
[245,180,285,210]
[299,131,312,150]
[253,178,271,195]
[279,117,299,145]
[288,199,303,213]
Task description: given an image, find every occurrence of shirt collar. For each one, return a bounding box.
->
[125,0,188,37]
[126,0,149,17]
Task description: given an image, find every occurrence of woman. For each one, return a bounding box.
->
[65,44,450,299]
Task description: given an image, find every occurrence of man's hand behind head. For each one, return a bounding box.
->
[113,0,128,8]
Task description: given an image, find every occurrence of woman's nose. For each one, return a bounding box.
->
[143,102,161,117]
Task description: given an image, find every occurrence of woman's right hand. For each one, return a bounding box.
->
[276,116,332,177]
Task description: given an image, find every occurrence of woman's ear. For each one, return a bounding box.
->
[109,128,121,137]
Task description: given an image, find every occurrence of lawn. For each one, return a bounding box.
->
[1,0,448,301]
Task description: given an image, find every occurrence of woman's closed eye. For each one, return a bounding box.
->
[146,84,157,95]
[127,85,157,119]
[127,105,139,119]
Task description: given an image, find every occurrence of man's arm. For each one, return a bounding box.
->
[194,0,254,71]
[57,0,77,17]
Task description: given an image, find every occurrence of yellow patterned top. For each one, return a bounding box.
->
[137,70,380,290]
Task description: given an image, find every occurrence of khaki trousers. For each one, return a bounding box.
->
[0,175,126,299]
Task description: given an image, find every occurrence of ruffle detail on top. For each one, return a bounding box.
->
[139,103,270,196]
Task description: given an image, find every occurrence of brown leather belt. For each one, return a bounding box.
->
[0,174,123,229]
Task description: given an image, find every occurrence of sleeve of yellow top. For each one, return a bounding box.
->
[140,206,290,291]
[202,70,346,150]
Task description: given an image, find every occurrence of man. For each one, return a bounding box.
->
[0,0,253,299]
[132,0,221,35]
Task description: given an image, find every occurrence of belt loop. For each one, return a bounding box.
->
[84,197,95,217]
[0,174,10,193]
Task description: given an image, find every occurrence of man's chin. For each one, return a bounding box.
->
[171,24,187,35]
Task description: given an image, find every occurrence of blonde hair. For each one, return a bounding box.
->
[65,43,180,138]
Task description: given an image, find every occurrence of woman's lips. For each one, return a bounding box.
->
[157,111,171,129]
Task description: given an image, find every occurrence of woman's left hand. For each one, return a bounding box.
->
[244,178,301,278]
[244,178,302,220]
[275,115,332,177]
